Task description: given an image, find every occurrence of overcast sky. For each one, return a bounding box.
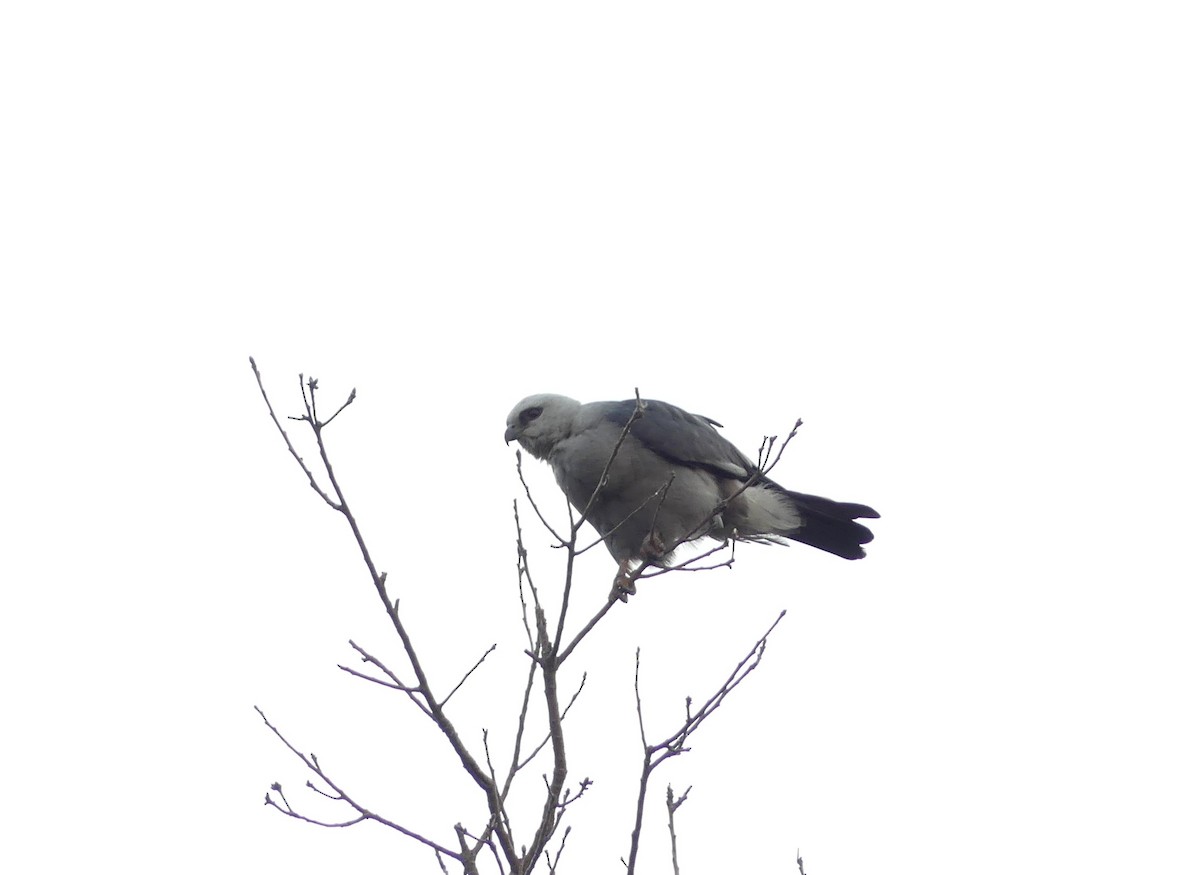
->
[2,3,1197,874]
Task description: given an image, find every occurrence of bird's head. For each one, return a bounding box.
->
[505,394,582,460]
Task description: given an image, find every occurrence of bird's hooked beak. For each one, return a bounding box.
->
[504,425,518,444]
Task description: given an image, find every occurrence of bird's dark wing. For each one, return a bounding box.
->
[600,399,755,480]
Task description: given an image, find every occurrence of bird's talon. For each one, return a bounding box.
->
[611,568,637,602]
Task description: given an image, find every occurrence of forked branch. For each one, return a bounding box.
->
[624,611,787,874]
[256,706,461,860]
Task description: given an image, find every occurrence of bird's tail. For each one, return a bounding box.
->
[782,491,879,560]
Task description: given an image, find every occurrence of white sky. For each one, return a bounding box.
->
[2,2,1197,873]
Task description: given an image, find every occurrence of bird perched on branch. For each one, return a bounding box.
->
[504,394,878,587]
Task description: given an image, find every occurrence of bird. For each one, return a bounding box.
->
[504,393,878,589]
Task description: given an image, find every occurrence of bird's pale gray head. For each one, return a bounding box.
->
[505,394,582,460]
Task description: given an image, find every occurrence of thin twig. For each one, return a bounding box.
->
[516,451,569,545]
[546,825,572,874]
[513,500,538,651]
[667,784,691,875]
[256,706,461,859]
[322,387,357,427]
[249,357,339,508]
[336,664,405,690]
[500,657,538,797]
[516,673,587,771]
[649,611,787,767]
[639,538,737,578]
[634,649,648,750]
[440,644,498,709]
[557,596,620,665]
[625,611,787,874]
[762,418,804,476]
[338,640,431,716]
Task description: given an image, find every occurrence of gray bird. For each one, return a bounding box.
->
[504,394,878,581]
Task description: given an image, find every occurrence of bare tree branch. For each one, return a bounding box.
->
[545,825,572,874]
[639,538,737,579]
[250,357,340,509]
[624,611,787,874]
[256,706,462,860]
[557,595,620,665]
[666,784,691,875]
[758,417,804,476]
[337,640,429,711]
[250,360,520,871]
[515,451,569,546]
[441,644,499,709]
[521,604,571,869]
[516,673,587,772]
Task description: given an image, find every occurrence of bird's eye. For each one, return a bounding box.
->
[520,406,543,425]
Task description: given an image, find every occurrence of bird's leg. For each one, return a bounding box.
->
[611,559,638,602]
[610,530,672,602]
[639,530,668,563]
[610,530,668,602]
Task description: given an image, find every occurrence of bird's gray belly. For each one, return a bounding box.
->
[551,434,724,563]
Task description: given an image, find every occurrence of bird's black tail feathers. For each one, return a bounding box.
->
[783,491,879,560]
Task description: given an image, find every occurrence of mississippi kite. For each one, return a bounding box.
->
[505,394,878,579]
